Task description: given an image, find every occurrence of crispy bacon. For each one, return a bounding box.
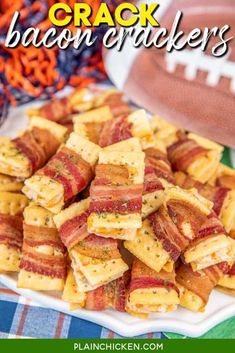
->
[99,116,132,147]
[145,148,175,185]
[216,175,235,190]
[0,214,23,250]
[167,199,208,239]
[23,224,66,253]
[176,262,225,304]
[75,234,121,260]
[59,211,90,249]
[228,263,235,276]
[20,222,67,279]
[167,139,208,171]
[130,258,179,294]
[83,122,106,145]
[85,271,130,311]
[40,147,93,201]
[90,164,143,215]
[85,286,106,310]
[89,198,142,214]
[196,215,225,240]
[212,187,229,216]
[94,164,130,186]
[39,97,71,122]
[101,92,132,118]
[174,172,229,217]
[148,207,189,261]
[13,127,59,175]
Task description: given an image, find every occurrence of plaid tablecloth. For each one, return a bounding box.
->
[1,281,235,339]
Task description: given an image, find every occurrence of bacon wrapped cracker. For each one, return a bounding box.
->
[126,258,179,317]
[124,219,173,273]
[167,133,223,183]
[175,171,235,233]
[54,198,128,291]
[88,150,145,240]
[73,106,113,144]
[0,192,28,272]
[176,261,229,312]
[62,268,86,309]
[99,109,154,149]
[0,117,68,178]
[63,267,130,312]
[0,174,23,192]
[27,89,90,129]
[92,88,132,118]
[165,187,233,270]
[209,163,235,189]
[183,214,234,271]
[18,204,67,291]
[142,143,174,218]
[151,115,183,147]
[23,133,101,213]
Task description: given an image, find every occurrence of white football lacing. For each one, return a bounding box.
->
[165,48,235,94]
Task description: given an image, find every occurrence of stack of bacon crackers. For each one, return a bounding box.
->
[0,87,235,318]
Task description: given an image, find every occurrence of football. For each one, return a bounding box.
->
[104,0,235,147]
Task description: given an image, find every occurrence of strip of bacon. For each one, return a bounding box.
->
[99,116,132,147]
[13,128,59,175]
[39,97,71,122]
[94,164,130,186]
[129,277,179,295]
[167,199,208,239]
[228,263,235,276]
[85,286,106,310]
[0,214,23,250]
[176,262,226,304]
[167,139,208,171]
[41,147,93,201]
[59,211,90,249]
[212,187,230,216]
[85,271,130,311]
[145,148,175,185]
[75,234,120,260]
[89,198,142,214]
[174,172,230,217]
[23,224,66,253]
[148,207,189,261]
[216,175,235,190]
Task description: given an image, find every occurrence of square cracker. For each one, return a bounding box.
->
[66,133,101,167]
[23,175,64,214]
[73,106,112,124]
[0,137,30,178]
[0,192,28,216]
[124,219,171,273]
[62,269,86,306]
[142,190,165,219]
[29,116,68,142]
[103,137,142,152]
[24,203,56,228]
[17,269,65,291]
[54,198,89,229]
[0,244,21,272]
[127,109,155,149]
[70,249,128,288]
[98,151,145,184]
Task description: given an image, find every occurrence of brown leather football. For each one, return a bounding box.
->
[104,0,235,147]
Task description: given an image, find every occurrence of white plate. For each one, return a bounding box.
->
[0,87,235,338]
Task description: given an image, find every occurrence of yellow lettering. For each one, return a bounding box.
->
[49,3,72,27]
[93,3,115,27]
[139,3,159,27]
[115,3,139,27]
[74,4,92,27]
